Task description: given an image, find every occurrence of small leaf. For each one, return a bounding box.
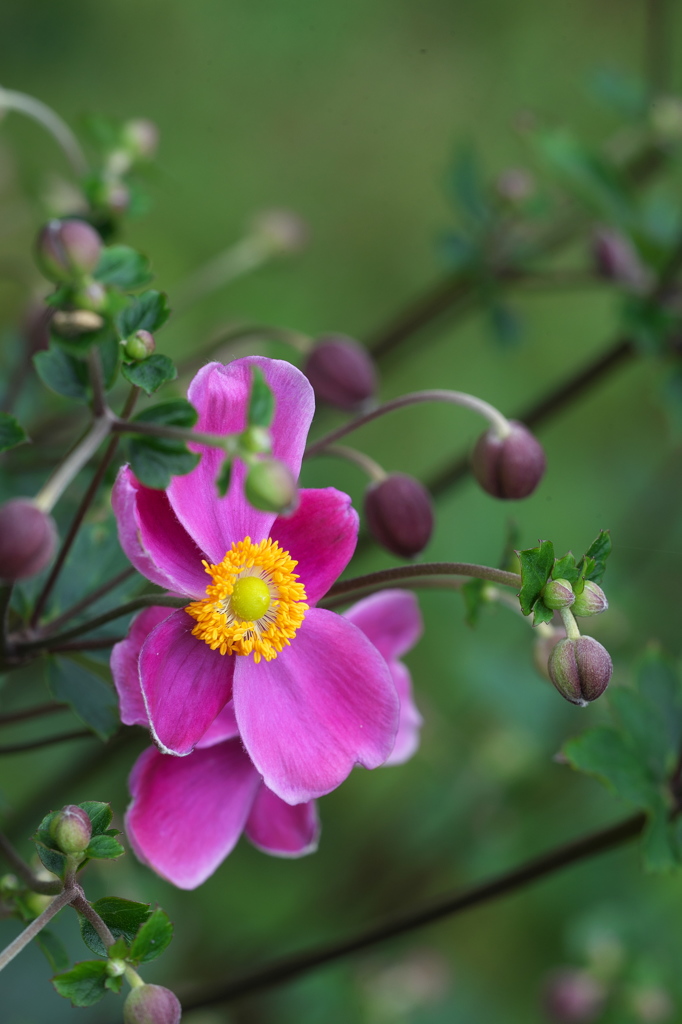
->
[121,354,177,395]
[116,290,170,337]
[0,412,29,452]
[85,834,125,860]
[108,937,129,959]
[94,246,153,290]
[552,552,580,585]
[128,908,174,964]
[99,331,121,390]
[248,367,275,428]
[34,346,89,402]
[128,438,199,490]
[637,648,682,754]
[517,540,555,616]
[532,599,554,626]
[36,929,70,972]
[642,800,679,873]
[32,810,66,878]
[52,960,110,1007]
[131,398,198,429]
[78,801,113,837]
[488,301,523,348]
[449,145,491,225]
[46,656,120,741]
[563,726,660,809]
[581,530,612,584]
[461,578,486,627]
[80,898,151,958]
[216,456,233,497]
[105,974,124,994]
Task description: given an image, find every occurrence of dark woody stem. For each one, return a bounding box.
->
[181,812,646,1011]
[0,833,62,895]
[0,730,95,756]
[44,566,137,635]
[326,562,521,600]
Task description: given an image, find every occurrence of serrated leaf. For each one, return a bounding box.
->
[216,456,233,497]
[0,411,29,451]
[46,657,119,741]
[80,898,151,958]
[563,726,661,809]
[517,540,555,616]
[552,552,580,585]
[34,346,89,402]
[116,290,170,337]
[248,367,275,428]
[532,599,554,626]
[461,578,486,627]
[132,398,198,429]
[77,801,112,836]
[128,908,174,964]
[128,438,199,489]
[121,354,177,395]
[94,246,153,290]
[85,834,125,860]
[53,960,110,1007]
[581,530,612,584]
[36,929,70,972]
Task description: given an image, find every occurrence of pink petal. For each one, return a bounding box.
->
[245,786,319,857]
[195,701,239,749]
[112,466,208,598]
[167,358,315,564]
[270,488,358,606]
[126,742,260,889]
[111,606,174,727]
[384,660,423,766]
[139,610,235,755]
[234,607,399,804]
[343,589,423,661]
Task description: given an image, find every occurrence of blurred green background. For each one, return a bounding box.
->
[2,0,682,1021]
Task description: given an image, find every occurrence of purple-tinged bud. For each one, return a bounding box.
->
[543,579,575,611]
[543,968,606,1023]
[123,984,182,1024]
[36,219,102,284]
[49,805,92,854]
[304,335,377,412]
[471,420,546,500]
[251,208,309,254]
[74,280,108,313]
[123,119,160,160]
[572,581,608,618]
[125,330,156,361]
[591,227,650,294]
[548,636,612,706]
[245,459,298,515]
[0,499,57,582]
[495,168,534,204]
[364,474,433,558]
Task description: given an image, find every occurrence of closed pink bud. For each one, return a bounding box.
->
[304,336,377,412]
[36,219,102,284]
[543,968,605,1022]
[591,227,650,293]
[123,984,181,1024]
[0,499,57,581]
[125,330,156,360]
[471,420,546,499]
[364,474,433,558]
[572,581,608,617]
[123,119,160,160]
[548,636,612,706]
[49,805,92,854]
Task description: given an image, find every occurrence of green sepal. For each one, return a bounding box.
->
[32,810,67,878]
[216,456,233,497]
[116,290,170,337]
[105,974,125,994]
[551,552,580,586]
[128,908,174,964]
[52,960,110,1007]
[248,366,275,428]
[85,833,125,861]
[36,929,70,972]
[461,578,486,627]
[80,897,151,958]
[94,246,153,290]
[578,530,611,584]
[121,354,177,394]
[532,599,554,626]
[78,801,113,836]
[0,412,29,452]
[517,539,554,615]
[46,656,120,741]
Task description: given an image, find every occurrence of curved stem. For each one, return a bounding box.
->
[0,88,87,177]
[305,390,510,460]
[560,607,581,641]
[326,563,521,600]
[70,890,115,948]
[0,730,95,756]
[33,415,113,514]
[323,444,387,483]
[0,702,65,727]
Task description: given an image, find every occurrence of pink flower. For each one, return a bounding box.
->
[112,590,423,888]
[112,357,401,806]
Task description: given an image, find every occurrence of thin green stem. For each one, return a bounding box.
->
[322,444,387,483]
[0,833,61,895]
[33,415,113,515]
[560,607,581,641]
[326,563,521,600]
[70,891,115,948]
[305,390,510,461]
[0,886,75,973]
[0,88,87,177]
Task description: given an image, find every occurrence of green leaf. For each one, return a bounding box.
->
[132,398,198,429]
[642,800,679,873]
[46,656,120,741]
[94,246,153,290]
[563,726,660,808]
[80,898,151,958]
[85,833,125,860]
[36,929,70,972]
[552,552,580,585]
[449,145,490,225]
[608,686,671,782]
[34,346,89,402]
[248,367,275,428]
[108,937,129,959]
[128,439,199,489]
[32,810,66,878]
[105,974,125,994]
[461,578,486,627]
[116,290,170,337]
[121,354,177,395]
[0,412,29,452]
[52,960,110,1007]
[517,540,554,616]
[78,801,113,836]
[637,648,682,753]
[216,456,233,497]
[532,599,554,626]
[128,908,174,964]
[581,530,612,584]
[99,331,121,390]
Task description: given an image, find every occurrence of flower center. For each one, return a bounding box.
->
[185,536,308,663]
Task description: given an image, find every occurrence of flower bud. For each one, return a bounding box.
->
[123,119,160,160]
[548,636,612,706]
[123,984,182,1024]
[304,335,377,412]
[572,581,608,617]
[543,968,605,1022]
[250,208,309,253]
[471,420,546,500]
[125,330,156,361]
[495,168,534,204]
[543,579,575,610]
[364,474,433,558]
[74,279,108,313]
[245,459,298,515]
[36,219,102,284]
[49,805,92,854]
[0,499,57,581]
[591,227,650,293]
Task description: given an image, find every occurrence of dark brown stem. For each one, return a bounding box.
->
[44,566,137,635]
[0,833,62,895]
[0,730,96,755]
[181,812,645,1010]
[0,702,65,727]
[47,636,126,653]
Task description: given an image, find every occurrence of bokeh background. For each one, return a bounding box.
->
[2,1,682,1021]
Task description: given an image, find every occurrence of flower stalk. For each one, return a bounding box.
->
[0,87,88,176]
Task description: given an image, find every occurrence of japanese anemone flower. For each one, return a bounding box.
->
[112,357,402,807]
[112,590,423,888]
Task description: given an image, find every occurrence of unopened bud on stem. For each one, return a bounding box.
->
[543,579,575,610]
[304,335,377,411]
[0,499,57,581]
[36,219,102,284]
[49,805,92,854]
[122,119,160,160]
[364,473,434,558]
[125,330,156,361]
[245,459,298,515]
[548,636,612,706]
[572,581,608,617]
[123,984,182,1024]
[471,420,546,499]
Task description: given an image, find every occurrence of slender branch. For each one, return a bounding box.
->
[0,702,65,727]
[0,887,75,973]
[111,416,238,452]
[0,834,61,895]
[181,812,645,1010]
[0,730,95,756]
[323,445,387,483]
[47,636,126,653]
[33,415,113,515]
[43,566,137,635]
[70,892,115,948]
[326,563,521,600]
[0,88,87,177]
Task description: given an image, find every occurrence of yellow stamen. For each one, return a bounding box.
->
[185,536,308,663]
